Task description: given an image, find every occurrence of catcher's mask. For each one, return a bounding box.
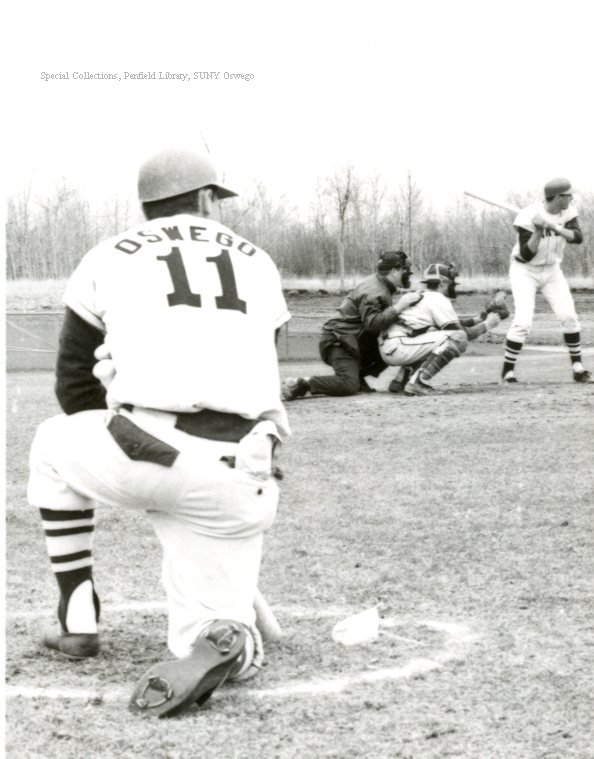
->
[377,250,412,289]
[421,263,459,299]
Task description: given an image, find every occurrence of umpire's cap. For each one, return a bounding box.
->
[138,148,238,202]
[377,250,408,272]
[421,263,459,284]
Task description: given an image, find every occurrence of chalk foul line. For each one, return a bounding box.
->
[6,615,478,703]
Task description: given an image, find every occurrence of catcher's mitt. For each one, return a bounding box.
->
[481,290,510,321]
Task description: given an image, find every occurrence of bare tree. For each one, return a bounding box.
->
[6,182,34,279]
[330,165,355,290]
[366,173,387,264]
[399,172,423,269]
[6,175,593,284]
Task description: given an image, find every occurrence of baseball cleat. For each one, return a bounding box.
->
[388,368,411,394]
[42,629,100,659]
[281,377,309,401]
[403,378,437,396]
[573,369,592,383]
[388,379,404,394]
[42,584,101,659]
[129,620,248,718]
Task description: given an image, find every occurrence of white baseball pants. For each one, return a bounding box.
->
[379,330,451,366]
[28,408,279,658]
[506,260,580,343]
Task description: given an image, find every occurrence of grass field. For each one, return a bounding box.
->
[5,337,594,758]
[5,275,594,312]
[5,278,594,757]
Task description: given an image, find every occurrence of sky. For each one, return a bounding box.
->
[4,0,594,214]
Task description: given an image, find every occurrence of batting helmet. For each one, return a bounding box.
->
[544,177,574,200]
[421,263,459,284]
[138,148,238,202]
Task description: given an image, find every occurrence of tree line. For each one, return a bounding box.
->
[7,169,593,286]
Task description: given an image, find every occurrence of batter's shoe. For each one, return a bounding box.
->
[281,377,310,401]
[573,369,592,383]
[129,620,248,718]
[404,377,437,396]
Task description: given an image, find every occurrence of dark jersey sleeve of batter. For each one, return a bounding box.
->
[516,226,537,262]
[517,218,583,260]
[55,307,107,415]
[565,218,583,244]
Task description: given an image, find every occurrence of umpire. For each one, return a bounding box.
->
[282,250,422,399]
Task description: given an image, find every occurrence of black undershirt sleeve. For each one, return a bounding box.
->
[517,218,583,261]
[55,307,107,414]
[516,226,536,262]
[565,218,583,244]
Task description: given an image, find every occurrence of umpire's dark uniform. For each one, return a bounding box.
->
[309,264,403,396]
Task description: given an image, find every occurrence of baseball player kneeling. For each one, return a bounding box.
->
[379,263,504,395]
[27,147,290,717]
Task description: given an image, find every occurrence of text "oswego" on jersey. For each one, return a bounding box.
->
[114,223,257,257]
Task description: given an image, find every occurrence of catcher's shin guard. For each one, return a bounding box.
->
[418,333,467,382]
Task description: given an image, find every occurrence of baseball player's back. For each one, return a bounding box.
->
[65,213,290,433]
[28,147,292,718]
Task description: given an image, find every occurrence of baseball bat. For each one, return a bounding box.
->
[254,588,283,641]
[463,191,519,214]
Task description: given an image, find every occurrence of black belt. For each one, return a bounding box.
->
[109,408,280,476]
[407,325,431,337]
[121,405,259,443]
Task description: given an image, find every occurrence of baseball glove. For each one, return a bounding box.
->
[481,290,510,321]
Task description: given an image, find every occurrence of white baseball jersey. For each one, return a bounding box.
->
[64,213,291,437]
[512,202,578,266]
[384,290,459,338]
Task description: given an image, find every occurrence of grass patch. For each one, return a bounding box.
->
[6,274,593,312]
[5,357,594,758]
[6,279,68,312]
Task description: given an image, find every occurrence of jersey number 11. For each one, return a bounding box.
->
[157,247,247,314]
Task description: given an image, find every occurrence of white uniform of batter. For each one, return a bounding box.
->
[507,201,580,343]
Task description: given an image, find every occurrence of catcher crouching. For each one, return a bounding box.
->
[379,263,508,395]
